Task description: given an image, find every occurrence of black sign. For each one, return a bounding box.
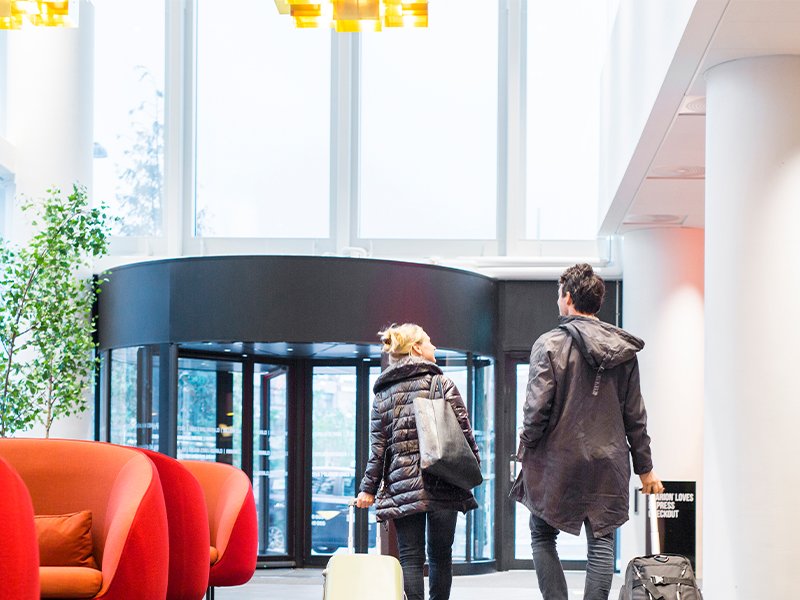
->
[644,480,697,570]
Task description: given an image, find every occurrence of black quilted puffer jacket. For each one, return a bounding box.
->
[358,357,480,521]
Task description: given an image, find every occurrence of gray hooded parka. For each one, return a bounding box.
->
[510,316,654,537]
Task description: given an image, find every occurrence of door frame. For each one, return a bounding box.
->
[301,359,380,566]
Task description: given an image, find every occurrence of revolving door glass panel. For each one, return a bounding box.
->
[109,346,159,450]
[253,363,289,556]
[438,355,495,563]
[310,366,358,555]
[176,357,243,467]
[471,357,495,561]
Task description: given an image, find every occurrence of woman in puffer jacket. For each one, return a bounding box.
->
[356,323,480,600]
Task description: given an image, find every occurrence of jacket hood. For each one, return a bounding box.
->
[373,356,442,394]
[558,315,644,371]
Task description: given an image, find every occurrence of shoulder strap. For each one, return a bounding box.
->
[429,374,444,400]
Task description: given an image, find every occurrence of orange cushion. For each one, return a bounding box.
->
[35,511,98,569]
[210,545,219,565]
[39,566,102,599]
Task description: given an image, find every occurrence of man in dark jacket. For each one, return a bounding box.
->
[511,263,663,600]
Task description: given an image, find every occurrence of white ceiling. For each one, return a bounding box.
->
[604,0,800,235]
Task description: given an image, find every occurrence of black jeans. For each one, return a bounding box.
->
[529,514,615,600]
[393,510,459,600]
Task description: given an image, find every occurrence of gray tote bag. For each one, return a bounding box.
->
[413,375,483,490]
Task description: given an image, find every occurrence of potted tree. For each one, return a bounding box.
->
[0,184,110,437]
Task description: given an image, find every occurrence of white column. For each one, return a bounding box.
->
[5,3,95,440]
[704,55,800,598]
[620,228,705,574]
[6,1,94,243]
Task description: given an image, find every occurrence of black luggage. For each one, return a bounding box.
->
[618,553,703,600]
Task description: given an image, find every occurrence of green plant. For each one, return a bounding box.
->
[0,185,110,437]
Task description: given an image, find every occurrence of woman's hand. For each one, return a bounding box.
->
[355,491,375,508]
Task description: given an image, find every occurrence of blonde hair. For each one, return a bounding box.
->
[378,323,428,360]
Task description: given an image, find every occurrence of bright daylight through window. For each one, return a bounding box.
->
[93,0,165,237]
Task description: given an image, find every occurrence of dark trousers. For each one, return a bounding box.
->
[393,510,458,600]
[529,514,615,600]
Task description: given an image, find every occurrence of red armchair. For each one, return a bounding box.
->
[139,449,210,600]
[179,460,258,599]
[0,456,39,599]
[0,439,169,600]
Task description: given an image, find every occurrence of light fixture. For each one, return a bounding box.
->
[274,0,427,31]
[0,0,79,30]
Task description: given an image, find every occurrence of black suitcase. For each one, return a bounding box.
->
[618,553,703,600]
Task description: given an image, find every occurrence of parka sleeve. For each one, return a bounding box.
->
[441,376,481,464]
[622,358,654,475]
[359,394,388,495]
[520,339,556,449]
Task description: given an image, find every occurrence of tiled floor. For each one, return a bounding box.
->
[216,568,625,599]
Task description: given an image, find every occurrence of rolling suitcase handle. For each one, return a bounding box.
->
[347,501,356,555]
[346,499,383,555]
[647,493,662,554]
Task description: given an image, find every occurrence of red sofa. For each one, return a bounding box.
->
[0,455,39,599]
[179,460,258,597]
[139,449,210,600]
[0,439,169,599]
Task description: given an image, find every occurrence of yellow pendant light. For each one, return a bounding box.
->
[0,0,79,30]
[274,0,427,31]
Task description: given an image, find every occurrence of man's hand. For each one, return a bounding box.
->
[639,470,665,494]
[355,491,375,508]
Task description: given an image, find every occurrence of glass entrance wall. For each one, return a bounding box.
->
[472,358,495,561]
[253,364,289,556]
[102,345,495,568]
[439,360,469,561]
[310,366,358,555]
[439,356,495,563]
[176,357,243,466]
[109,346,159,450]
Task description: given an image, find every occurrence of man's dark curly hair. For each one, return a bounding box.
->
[559,263,605,315]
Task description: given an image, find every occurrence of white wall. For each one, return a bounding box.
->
[599,0,697,218]
[3,2,95,440]
[620,227,704,575]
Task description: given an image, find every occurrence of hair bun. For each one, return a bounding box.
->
[377,323,427,357]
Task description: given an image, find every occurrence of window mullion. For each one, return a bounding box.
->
[330,32,360,254]
[505,0,527,256]
[166,0,189,256]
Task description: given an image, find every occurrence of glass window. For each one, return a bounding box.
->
[0,32,7,137]
[366,364,383,554]
[93,0,165,236]
[439,360,468,560]
[194,0,330,238]
[0,183,9,239]
[253,364,289,556]
[526,0,618,240]
[311,366,357,555]
[176,358,243,467]
[109,347,139,446]
[471,358,495,560]
[109,346,159,449]
[359,1,498,240]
